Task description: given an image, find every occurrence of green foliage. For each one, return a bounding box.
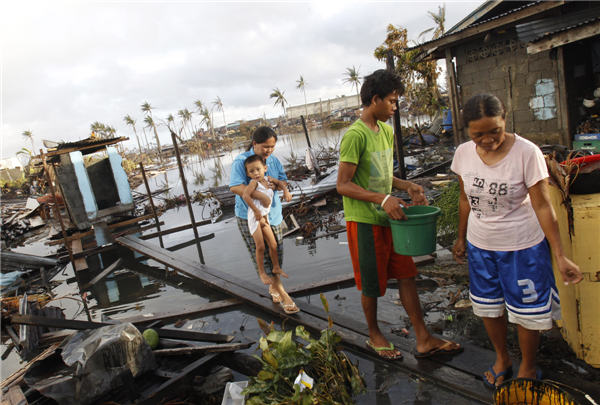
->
[244,297,365,404]
[373,24,443,117]
[433,181,460,247]
[121,158,137,175]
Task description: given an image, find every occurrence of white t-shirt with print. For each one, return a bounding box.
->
[450,134,548,251]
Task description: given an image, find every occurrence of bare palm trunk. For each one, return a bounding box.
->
[303,89,308,117]
[142,127,150,152]
[133,127,143,156]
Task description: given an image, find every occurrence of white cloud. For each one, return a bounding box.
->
[1,0,480,158]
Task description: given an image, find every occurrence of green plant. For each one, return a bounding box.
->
[434,180,460,248]
[244,295,365,404]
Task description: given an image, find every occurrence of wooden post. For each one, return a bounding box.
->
[139,162,164,248]
[300,115,312,148]
[41,152,73,265]
[386,50,406,179]
[445,48,462,145]
[556,46,572,147]
[170,130,204,264]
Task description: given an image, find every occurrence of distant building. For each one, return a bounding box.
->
[410,0,600,146]
[286,94,361,119]
[0,157,24,184]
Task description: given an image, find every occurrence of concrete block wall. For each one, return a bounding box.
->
[454,30,563,145]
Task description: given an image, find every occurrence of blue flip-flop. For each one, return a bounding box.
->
[483,364,513,389]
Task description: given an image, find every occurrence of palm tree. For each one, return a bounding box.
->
[270,88,287,117]
[16,147,32,166]
[194,100,204,135]
[199,107,214,138]
[212,97,227,135]
[177,108,194,139]
[141,101,162,154]
[343,66,361,105]
[90,121,108,138]
[296,75,308,117]
[22,130,35,152]
[420,5,446,40]
[123,115,143,155]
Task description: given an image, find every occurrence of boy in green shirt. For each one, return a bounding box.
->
[337,69,462,360]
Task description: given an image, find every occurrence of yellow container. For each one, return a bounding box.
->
[549,185,600,368]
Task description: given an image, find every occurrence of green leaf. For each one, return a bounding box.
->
[277,331,296,354]
[320,293,329,313]
[259,336,269,351]
[295,325,314,344]
[263,350,278,369]
[278,351,311,370]
[243,379,272,394]
[257,370,275,380]
[267,330,287,343]
[301,392,314,405]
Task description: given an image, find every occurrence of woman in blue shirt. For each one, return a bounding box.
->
[229,126,298,314]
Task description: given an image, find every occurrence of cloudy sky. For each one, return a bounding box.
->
[1,0,480,159]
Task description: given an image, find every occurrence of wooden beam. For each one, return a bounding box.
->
[10,314,234,343]
[140,219,212,240]
[70,239,88,272]
[138,353,219,403]
[166,233,215,252]
[0,343,61,390]
[445,48,463,146]
[46,214,156,246]
[527,20,600,54]
[117,255,435,327]
[116,298,243,326]
[556,46,572,147]
[152,342,252,357]
[81,258,122,289]
[418,1,564,54]
[115,235,490,403]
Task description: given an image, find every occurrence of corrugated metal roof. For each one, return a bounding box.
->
[408,1,542,51]
[516,7,600,43]
[56,136,124,150]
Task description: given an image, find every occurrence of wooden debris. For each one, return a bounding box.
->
[10,314,234,343]
[0,385,28,405]
[153,342,252,357]
[80,258,123,289]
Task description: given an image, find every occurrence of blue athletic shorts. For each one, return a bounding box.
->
[467,239,560,330]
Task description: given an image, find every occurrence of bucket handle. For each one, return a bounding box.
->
[544,379,599,405]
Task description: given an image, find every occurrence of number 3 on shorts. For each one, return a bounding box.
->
[517,279,538,303]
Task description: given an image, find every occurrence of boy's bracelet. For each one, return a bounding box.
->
[381,194,391,207]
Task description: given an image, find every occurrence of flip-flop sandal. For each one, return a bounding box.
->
[414,340,463,358]
[269,290,282,303]
[281,302,300,314]
[366,340,403,360]
[483,364,513,389]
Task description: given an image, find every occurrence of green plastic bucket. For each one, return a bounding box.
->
[389,205,441,256]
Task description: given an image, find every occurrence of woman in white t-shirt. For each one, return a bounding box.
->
[451,94,582,388]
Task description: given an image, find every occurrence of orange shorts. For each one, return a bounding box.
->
[346,221,417,297]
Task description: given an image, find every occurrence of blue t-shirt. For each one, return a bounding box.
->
[229,150,287,225]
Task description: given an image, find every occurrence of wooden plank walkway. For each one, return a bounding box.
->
[116,235,492,403]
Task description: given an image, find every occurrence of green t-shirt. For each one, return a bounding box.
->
[339,119,394,226]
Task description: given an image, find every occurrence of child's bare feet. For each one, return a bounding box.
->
[259,272,274,285]
[272,267,289,278]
